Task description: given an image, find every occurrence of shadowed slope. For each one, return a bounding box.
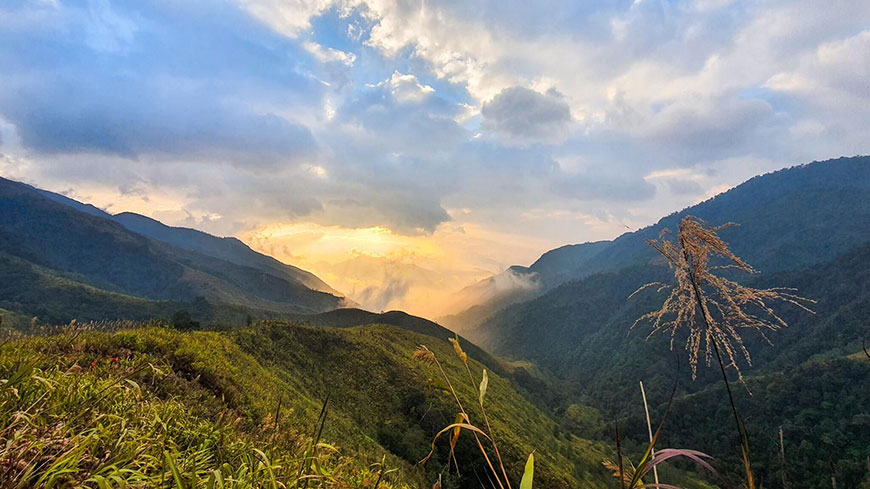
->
[0,177,344,317]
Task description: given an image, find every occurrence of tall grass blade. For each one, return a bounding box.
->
[519,452,534,489]
[165,452,186,489]
[420,422,493,465]
[639,381,659,487]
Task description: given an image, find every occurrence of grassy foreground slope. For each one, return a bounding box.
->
[0,322,623,489]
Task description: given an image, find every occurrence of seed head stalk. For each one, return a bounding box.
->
[632,216,814,489]
[415,345,506,489]
[457,343,512,489]
[685,247,755,488]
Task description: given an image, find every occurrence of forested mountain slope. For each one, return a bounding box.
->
[0,177,344,321]
[448,156,870,332]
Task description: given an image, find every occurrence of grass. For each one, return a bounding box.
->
[0,327,395,488]
[0,321,620,488]
[416,338,720,489]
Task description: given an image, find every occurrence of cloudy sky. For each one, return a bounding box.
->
[1,0,868,316]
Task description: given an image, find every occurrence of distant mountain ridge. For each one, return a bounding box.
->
[0,176,346,322]
[34,185,341,296]
[445,155,870,332]
[112,212,340,295]
[439,240,611,329]
[464,155,870,390]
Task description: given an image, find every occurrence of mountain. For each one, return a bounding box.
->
[111,212,340,295]
[521,241,613,288]
[458,156,870,486]
[471,156,870,388]
[0,177,345,323]
[440,241,611,331]
[625,354,870,488]
[289,308,515,377]
[475,240,870,397]
[449,156,870,334]
[35,186,342,297]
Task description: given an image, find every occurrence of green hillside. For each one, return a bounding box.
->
[463,243,870,488]
[0,251,309,327]
[0,322,638,489]
[290,309,507,374]
[0,177,344,317]
[457,157,870,488]
[449,156,870,333]
[622,354,870,488]
[474,242,870,403]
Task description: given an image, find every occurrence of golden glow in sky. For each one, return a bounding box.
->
[238,219,555,318]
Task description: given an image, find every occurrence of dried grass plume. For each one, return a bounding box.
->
[631,216,814,380]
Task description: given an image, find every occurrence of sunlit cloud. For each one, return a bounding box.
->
[237,219,552,317]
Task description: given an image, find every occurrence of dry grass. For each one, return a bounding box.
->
[631,216,815,381]
[631,215,817,489]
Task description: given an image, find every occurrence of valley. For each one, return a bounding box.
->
[2,157,869,488]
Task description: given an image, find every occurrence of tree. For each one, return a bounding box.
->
[171,310,199,331]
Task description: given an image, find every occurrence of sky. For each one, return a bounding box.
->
[1,0,868,317]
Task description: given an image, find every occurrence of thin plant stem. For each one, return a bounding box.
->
[615,423,625,489]
[780,427,789,489]
[430,354,505,489]
[461,362,512,489]
[686,252,755,489]
[639,381,659,487]
[372,457,386,489]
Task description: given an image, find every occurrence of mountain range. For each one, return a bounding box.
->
[2,156,869,487]
[0,176,349,326]
[437,155,870,486]
[445,155,870,337]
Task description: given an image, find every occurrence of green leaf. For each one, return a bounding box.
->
[419,422,492,465]
[90,475,111,489]
[520,452,534,489]
[316,442,339,453]
[164,452,185,489]
[479,369,488,405]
